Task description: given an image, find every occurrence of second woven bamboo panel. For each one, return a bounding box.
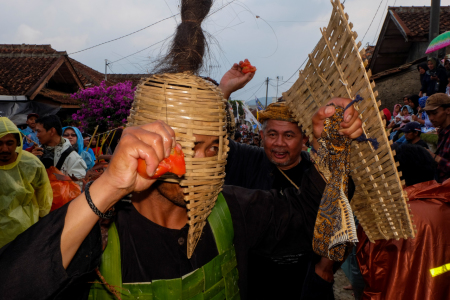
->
[283,0,415,242]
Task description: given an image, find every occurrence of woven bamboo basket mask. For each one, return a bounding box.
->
[127,72,228,258]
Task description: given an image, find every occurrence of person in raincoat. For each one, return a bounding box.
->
[0,117,52,249]
[62,126,94,170]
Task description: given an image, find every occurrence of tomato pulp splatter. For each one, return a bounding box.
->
[137,144,186,179]
[239,59,257,74]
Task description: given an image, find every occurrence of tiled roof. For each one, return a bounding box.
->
[68,58,115,87]
[0,85,10,94]
[0,44,83,106]
[362,45,375,68]
[370,56,427,81]
[0,44,63,55]
[1,44,149,106]
[38,88,79,105]
[0,54,61,95]
[390,6,450,38]
[108,74,148,87]
[68,58,148,88]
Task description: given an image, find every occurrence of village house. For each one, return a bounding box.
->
[367,6,450,110]
[0,44,147,125]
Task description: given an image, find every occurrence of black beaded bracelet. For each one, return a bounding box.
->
[85,181,114,219]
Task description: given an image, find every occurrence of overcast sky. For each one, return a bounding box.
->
[1,0,449,101]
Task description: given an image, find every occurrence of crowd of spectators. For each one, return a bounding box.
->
[381,56,450,183]
[234,127,262,147]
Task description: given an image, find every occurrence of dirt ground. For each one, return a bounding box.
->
[333,269,355,300]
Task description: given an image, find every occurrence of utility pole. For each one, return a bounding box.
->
[429,0,441,56]
[276,76,279,99]
[265,77,269,109]
[105,59,108,81]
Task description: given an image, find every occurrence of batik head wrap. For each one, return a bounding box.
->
[258,102,297,124]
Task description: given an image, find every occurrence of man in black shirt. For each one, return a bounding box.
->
[222,100,354,298]
[400,122,429,149]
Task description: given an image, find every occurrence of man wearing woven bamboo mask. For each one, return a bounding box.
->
[220,70,358,299]
[0,1,363,298]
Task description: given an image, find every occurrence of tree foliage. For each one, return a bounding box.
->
[71,81,136,133]
[228,100,245,117]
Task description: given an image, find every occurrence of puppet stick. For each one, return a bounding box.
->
[86,125,99,155]
[107,130,117,152]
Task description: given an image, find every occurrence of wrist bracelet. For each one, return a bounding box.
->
[85,181,114,219]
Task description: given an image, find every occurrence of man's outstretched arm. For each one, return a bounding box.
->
[60,121,175,268]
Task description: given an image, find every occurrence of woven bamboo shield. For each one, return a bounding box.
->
[283,0,415,242]
[128,72,228,258]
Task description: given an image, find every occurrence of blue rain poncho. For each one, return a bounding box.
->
[0,117,53,248]
[62,126,94,170]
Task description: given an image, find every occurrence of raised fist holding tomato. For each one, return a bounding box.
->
[219,59,256,99]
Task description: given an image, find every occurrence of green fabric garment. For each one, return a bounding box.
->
[0,117,53,248]
[89,193,240,300]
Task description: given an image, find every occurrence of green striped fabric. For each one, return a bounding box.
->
[88,193,240,300]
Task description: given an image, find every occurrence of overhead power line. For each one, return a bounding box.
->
[246,81,266,101]
[69,0,237,61]
[278,56,308,87]
[372,0,391,45]
[232,80,266,97]
[68,13,180,55]
[361,0,385,42]
[109,36,172,64]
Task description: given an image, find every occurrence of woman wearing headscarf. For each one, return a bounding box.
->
[62,126,94,170]
[392,104,402,120]
[422,57,448,96]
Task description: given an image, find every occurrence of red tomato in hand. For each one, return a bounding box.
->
[137,144,186,179]
[239,59,257,74]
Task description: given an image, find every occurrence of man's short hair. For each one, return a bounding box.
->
[27,113,39,120]
[393,144,436,186]
[36,115,62,136]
